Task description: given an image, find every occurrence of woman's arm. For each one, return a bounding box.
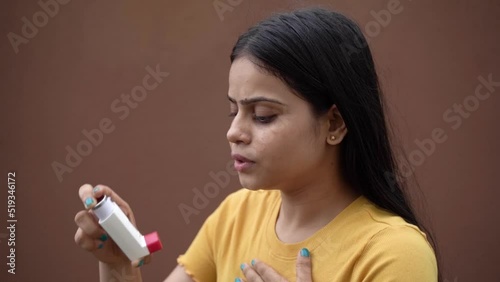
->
[96,262,195,282]
[99,262,142,282]
[163,265,195,282]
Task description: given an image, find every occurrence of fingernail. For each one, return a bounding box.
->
[300,248,310,257]
[84,197,94,208]
[93,186,100,194]
[251,259,256,266]
[98,243,104,249]
[137,259,144,267]
[99,234,108,242]
[235,278,242,282]
[240,263,245,271]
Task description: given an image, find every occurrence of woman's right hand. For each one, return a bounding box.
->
[74,184,151,267]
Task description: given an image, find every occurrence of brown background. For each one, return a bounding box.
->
[1,0,499,281]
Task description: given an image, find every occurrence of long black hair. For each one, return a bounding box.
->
[230,6,440,279]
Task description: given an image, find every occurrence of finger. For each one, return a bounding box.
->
[74,210,108,241]
[79,183,97,209]
[74,228,106,252]
[131,254,152,268]
[247,259,285,282]
[241,262,263,282]
[296,248,313,282]
[92,184,136,224]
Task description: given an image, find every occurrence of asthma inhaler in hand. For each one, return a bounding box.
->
[92,195,163,261]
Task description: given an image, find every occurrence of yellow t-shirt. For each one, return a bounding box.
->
[177,189,438,281]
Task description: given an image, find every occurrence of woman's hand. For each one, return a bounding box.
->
[73,183,151,267]
[238,248,312,282]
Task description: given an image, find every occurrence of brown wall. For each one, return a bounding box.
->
[1,0,499,281]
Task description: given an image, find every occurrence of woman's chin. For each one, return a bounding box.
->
[243,186,260,191]
[239,178,275,191]
[238,176,260,190]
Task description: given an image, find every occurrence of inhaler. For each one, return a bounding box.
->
[92,195,163,262]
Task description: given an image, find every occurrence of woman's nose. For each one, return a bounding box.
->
[226,115,251,144]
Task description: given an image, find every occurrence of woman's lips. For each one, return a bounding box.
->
[232,154,255,172]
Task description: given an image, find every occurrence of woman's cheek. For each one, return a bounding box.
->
[259,124,285,144]
[255,130,274,147]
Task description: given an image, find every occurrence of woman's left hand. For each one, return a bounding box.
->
[238,248,312,282]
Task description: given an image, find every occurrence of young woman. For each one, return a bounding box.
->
[74,7,439,282]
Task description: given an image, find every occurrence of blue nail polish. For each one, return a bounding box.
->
[300,248,310,257]
[84,197,94,207]
[235,278,241,282]
[138,259,144,267]
[100,234,108,242]
[93,186,100,194]
[98,243,104,249]
[240,263,245,271]
[251,259,256,266]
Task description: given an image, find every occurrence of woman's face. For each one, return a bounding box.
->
[227,57,333,191]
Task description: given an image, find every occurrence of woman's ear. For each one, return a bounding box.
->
[326,105,348,145]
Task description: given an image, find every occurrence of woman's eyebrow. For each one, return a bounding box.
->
[227,95,286,106]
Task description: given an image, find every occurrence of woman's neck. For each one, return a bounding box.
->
[275,177,359,244]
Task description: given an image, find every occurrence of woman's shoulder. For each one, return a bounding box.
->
[350,198,438,280]
[354,197,430,238]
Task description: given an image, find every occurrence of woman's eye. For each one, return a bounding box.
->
[254,115,277,124]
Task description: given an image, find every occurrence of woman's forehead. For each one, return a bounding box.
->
[228,58,293,102]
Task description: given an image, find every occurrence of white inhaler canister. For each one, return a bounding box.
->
[92,195,163,262]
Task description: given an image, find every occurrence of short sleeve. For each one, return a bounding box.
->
[176,189,247,282]
[176,211,218,282]
[352,225,438,282]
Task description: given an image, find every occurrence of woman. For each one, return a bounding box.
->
[74,7,439,282]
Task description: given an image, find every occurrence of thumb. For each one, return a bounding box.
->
[296,248,313,282]
[131,254,152,268]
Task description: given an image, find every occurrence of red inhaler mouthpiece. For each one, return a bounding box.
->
[144,232,163,254]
